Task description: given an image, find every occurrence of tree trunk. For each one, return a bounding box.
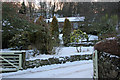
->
[52,2,55,17]
[79,46,82,52]
[76,47,79,53]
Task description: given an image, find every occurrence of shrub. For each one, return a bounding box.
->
[2,2,32,48]
[9,31,30,50]
[62,18,72,46]
[50,16,60,46]
[70,29,88,52]
[29,16,53,55]
[96,14,118,40]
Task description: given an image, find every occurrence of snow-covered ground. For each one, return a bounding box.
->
[87,34,98,41]
[2,60,93,78]
[1,46,94,78]
[28,46,93,60]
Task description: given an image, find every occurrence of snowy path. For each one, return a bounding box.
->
[2,60,93,78]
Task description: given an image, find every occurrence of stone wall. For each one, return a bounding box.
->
[97,51,120,79]
[25,54,92,69]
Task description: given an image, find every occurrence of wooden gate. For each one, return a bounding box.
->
[93,50,98,79]
[0,51,25,72]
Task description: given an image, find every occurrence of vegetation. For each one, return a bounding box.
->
[50,16,60,46]
[62,18,72,46]
[29,16,53,55]
[70,29,88,52]
[2,3,53,55]
[57,2,118,20]
[2,2,31,48]
[9,31,30,50]
[93,14,118,40]
[19,2,26,14]
[2,2,119,56]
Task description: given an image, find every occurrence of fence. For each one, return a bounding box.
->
[93,50,98,79]
[0,51,26,72]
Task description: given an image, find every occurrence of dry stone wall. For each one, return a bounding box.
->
[97,51,120,79]
[25,54,92,69]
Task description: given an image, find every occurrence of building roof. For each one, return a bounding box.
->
[46,17,85,23]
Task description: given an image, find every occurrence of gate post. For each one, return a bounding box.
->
[19,54,22,70]
[93,50,98,79]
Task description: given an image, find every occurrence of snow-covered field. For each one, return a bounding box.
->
[2,60,93,78]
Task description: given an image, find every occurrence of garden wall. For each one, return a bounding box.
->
[25,54,92,69]
[97,51,120,79]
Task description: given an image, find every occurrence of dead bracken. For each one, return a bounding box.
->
[94,37,120,56]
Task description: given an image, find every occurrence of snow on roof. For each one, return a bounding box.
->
[46,17,85,23]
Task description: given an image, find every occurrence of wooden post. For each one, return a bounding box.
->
[19,54,22,70]
[22,52,26,69]
[93,50,98,79]
[95,50,98,78]
[14,52,26,69]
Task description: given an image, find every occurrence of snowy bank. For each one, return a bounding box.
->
[2,60,93,78]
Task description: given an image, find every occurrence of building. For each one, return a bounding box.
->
[46,17,85,30]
